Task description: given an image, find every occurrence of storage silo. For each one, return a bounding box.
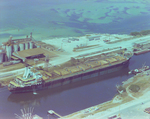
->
[0,53,4,63]
[13,44,18,52]
[6,45,12,61]
[25,42,29,50]
[0,49,4,63]
[19,43,24,51]
[29,42,33,49]
[2,43,6,50]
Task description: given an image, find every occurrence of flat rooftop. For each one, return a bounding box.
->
[13,48,56,59]
[13,48,45,58]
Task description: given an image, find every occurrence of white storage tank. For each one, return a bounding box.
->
[6,45,12,61]
[13,44,18,52]
[29,42,33,49]
[25,42,29,50]
[0,49,4,63]
[0,53,4,63]
[19,43,24,51]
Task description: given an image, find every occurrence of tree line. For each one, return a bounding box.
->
[130,30,150,36]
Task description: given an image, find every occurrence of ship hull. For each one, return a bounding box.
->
[9,58,130,93]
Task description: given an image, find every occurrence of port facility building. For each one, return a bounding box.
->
[12,48,55,62]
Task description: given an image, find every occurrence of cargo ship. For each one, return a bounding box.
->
[8,51,133,93]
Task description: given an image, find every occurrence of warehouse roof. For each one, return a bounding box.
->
[13,48,45,59]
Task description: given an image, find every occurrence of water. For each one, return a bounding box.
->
[0,52,150,119]
[0,0,150,44]
[0,0,150,118]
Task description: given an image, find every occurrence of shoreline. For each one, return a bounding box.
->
[1,32,150,87]
[62,70,150,119]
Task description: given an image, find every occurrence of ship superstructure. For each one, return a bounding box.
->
[8,67,43,92]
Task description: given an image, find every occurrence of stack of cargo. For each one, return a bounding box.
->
[87,62,99,68]
[115,56,126,61]
[54,69,70,76]
[105,57,117,63]
[66,66,81,73]
[78,64,91,71]
[44,72,52,77]
[96,60,109,66]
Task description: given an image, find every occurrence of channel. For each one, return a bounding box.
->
[0,53,150,119]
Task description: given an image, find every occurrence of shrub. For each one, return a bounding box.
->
[140,30,150,35]
[129,84,140,92]
[117,85,126,92]
[130,32,141,36]
[130,30,150,36]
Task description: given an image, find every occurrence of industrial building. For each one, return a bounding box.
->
[0,33,58,68]
[12,48,46,62]
[0,33,35,64]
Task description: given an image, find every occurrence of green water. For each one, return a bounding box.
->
[0,0,150,44]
